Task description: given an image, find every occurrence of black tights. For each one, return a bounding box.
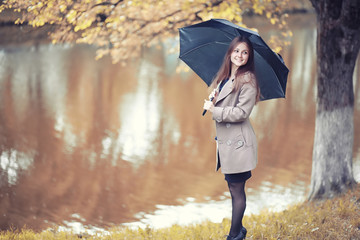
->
[227,181,246,237]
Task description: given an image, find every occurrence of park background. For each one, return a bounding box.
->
[0,0,359,237]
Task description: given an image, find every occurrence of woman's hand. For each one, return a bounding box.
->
[203,100,214,113]
[208,88,218,100]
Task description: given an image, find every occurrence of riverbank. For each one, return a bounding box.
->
[1,184,359,239]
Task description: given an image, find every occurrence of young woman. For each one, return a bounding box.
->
[203,36,260,240]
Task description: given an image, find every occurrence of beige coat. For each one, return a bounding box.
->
[212,72,258,174]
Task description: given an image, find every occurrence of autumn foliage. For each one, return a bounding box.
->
[0,0,292,63]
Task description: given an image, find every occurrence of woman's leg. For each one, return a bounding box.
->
[227,180,246,237]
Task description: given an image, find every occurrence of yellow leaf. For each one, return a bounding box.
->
[274,46,282,53]
[74,19,93,32]
[35,20,45,27]
[66,10,77,23]
[59,5,66,13]
[253,3,264,15]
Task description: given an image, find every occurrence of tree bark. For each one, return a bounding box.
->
[308,0,360,200]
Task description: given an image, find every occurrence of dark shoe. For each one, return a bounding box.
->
[241,226,247,236]
[226,235,233,240]
[226,226,247,240]
[233,226,247,240]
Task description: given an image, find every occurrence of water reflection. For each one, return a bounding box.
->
[119,60,164,165]
[0,14,359,232]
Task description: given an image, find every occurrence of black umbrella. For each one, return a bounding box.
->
[179,18,289,101]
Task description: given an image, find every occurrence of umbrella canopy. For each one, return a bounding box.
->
[179,18,289,101]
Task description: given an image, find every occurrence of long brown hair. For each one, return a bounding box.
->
[210,36,260,102]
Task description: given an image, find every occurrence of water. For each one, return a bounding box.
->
[0,14,359,233]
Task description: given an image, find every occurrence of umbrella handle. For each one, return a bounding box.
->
[202,96,215,116]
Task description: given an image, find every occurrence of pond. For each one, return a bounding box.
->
[0,13,359,233]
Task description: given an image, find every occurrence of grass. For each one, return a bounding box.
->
[1,185,359,240]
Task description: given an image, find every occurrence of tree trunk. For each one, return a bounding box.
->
[308,0,360,200]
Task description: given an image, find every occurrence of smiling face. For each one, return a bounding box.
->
[230,42,250,70]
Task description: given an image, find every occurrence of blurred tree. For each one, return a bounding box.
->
[0,0,291,63]
[308,0,359,200]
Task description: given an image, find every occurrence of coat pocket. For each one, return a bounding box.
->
[240,124,254,146]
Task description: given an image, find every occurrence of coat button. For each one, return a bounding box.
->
[226,123,231,128]
[226,140,232,146]
[237,140,244,148]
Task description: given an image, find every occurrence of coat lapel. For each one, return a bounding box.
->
[216,79,233,104]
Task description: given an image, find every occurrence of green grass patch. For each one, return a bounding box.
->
[1,185,359,239]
